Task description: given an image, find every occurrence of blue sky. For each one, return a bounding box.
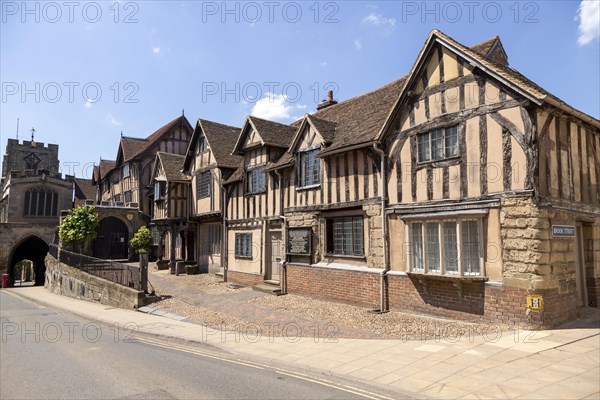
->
[1,1,599,179]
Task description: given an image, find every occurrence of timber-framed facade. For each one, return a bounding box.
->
[91,29,598,328]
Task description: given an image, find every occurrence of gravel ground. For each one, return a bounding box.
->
[148,267,250,295]
[248,293,503,340]
[147,268,504,341]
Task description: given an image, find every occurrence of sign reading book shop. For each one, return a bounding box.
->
[287,228,311,255]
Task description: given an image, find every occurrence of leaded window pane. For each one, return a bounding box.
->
[431,129,444,160]
[426,223,440,272]
[461,221,480,275]
[411,223,424,271]
[443,222,458,273]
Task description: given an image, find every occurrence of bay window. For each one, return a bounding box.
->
[407,219,482,276]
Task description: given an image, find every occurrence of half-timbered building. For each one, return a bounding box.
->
[182,118,242,273]
[219,30,599,328]
[150,152,192,264]
[223,116,297,285]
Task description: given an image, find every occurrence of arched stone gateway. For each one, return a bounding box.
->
[93,217,130,260]
[9,236,49,286]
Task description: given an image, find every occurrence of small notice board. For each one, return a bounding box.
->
[287,228,311,255]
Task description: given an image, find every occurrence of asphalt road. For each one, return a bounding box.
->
[0,291,394,400]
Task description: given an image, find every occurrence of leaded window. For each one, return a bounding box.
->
[408,219,482,276]
[299,148,320,187]
[197,171,211,198]
[246,168,266,194]
[326,216,364,257]
[417,125,458,163]
[235,233,252,258]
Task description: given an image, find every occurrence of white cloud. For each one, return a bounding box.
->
[577,0,600,46]
[153,47,161,54]
[108,114,121,126]
[362,13,396,27]
[354,39,362,50]
[84,99,93,109]
[250,93,306,122]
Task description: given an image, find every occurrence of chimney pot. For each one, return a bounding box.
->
[328,90,333,101]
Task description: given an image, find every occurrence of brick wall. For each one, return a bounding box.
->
[286,264,381,309]
[226,270,264,287]
[387,274,579,328]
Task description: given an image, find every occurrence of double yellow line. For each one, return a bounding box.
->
[135,336,396,400]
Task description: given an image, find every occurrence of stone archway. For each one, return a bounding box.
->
[8,236,49,286]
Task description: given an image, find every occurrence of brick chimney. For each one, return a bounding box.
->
[316,90,338,111]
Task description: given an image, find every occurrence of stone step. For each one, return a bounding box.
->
[252,283,282,296]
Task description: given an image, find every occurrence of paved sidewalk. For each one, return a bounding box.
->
[3,287,599,399]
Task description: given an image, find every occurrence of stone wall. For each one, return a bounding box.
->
[45,254,145,309]
[500,197,599,313]
[364,203,384,269]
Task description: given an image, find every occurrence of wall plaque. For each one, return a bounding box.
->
[287,228,311,255]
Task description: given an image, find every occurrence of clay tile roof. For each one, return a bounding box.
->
[314,76,407,155]
[74,178,96,200]
[223,161,245,185]
[99,159,116,180]
[306,114,337,143]
[470,36,500,58]
[199,119,242,169]
[157,152,189,182]
[130,115,192,161]
[248,116,297,148]
[120,136,149,161]
[92,165,99,183]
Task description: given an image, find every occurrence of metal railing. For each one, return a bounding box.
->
[48,244,142,290]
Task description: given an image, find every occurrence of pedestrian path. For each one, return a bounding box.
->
[4,287,599,399]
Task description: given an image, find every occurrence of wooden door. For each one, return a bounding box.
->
[268,232,282,281]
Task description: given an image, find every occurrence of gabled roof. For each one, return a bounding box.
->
[98,159,116,180]
[91,165,100,185]
[312,76,407,156]
[74,178,96,200]
[119,136,148,162]
[183,118,242,171]
[377,29,599,140]
[151,152,190,183]
[266,114,338,171]
[232,116,297,154]
[223,160,245,185]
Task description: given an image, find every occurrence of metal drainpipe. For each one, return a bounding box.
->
[221,182,228,283]
[372,143,389,313]
[276,170,287,294]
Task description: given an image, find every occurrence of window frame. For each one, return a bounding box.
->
[416,125,459,164]
[197,171,211,199]
[325,216,365,257]
[246,166,266,195]
[197,136,207,153]
[24,188,58,217]
[122,163,130,179]
[406,218,484,277]
[235,233,253,258]
[154,181,166,201]
[298,146,321,189]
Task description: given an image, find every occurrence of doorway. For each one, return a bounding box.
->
[267,231,282,282]
[575,225,588,307]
